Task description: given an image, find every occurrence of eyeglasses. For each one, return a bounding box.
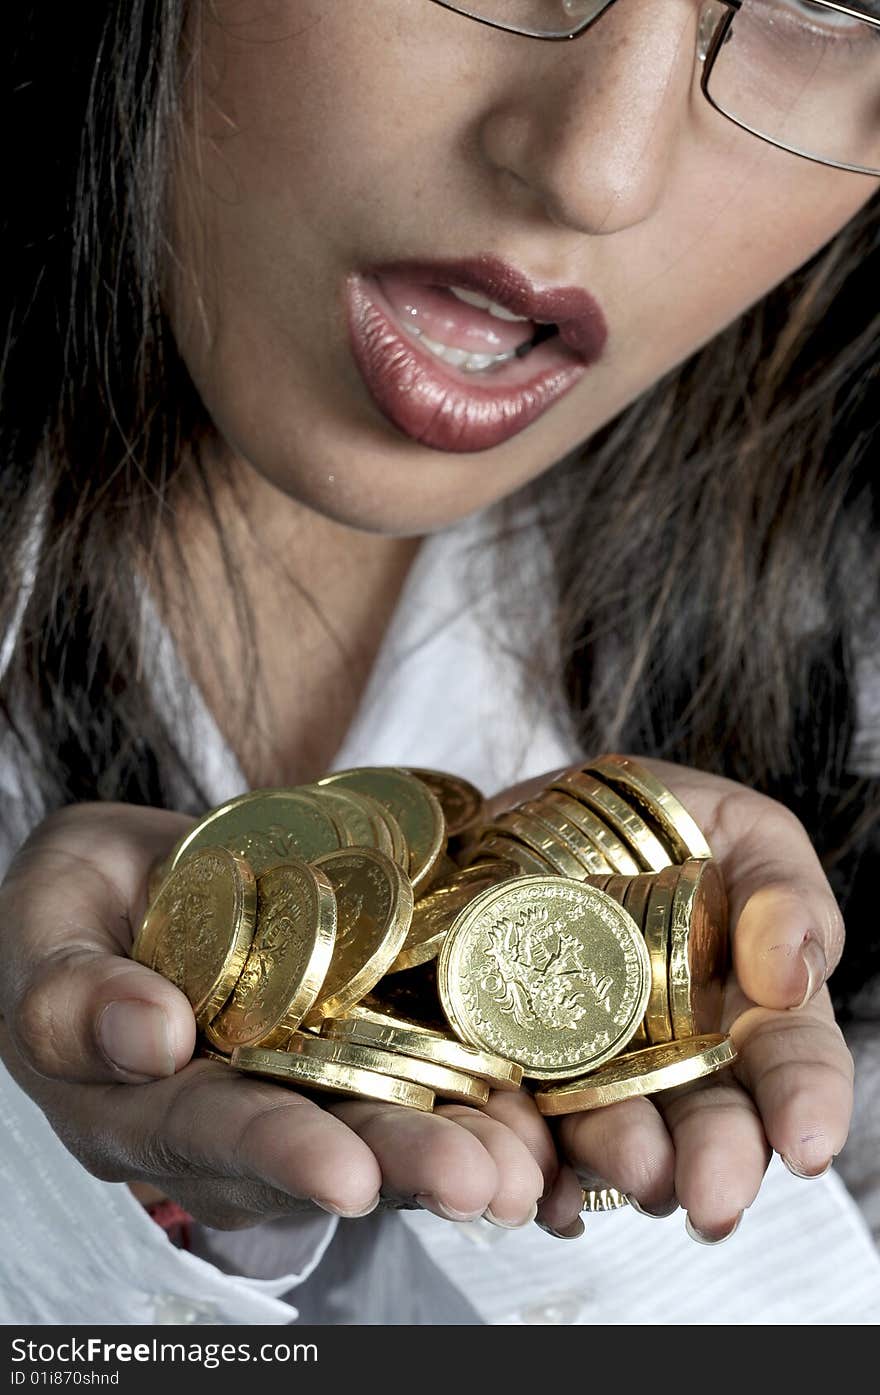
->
[429,0,880,176]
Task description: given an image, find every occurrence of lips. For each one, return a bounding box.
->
[346,256,608,454]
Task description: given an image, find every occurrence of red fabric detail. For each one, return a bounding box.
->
[145,1198,194,1251]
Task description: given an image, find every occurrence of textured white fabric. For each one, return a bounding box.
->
[0,510,878,1325]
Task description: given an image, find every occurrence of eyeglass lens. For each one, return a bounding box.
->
[433,0,880,175]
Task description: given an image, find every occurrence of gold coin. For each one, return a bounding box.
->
[643,870,675,1045]
[518,800,614,877]
[407,768,486,838]
[303,785,394,858]
[667,859,729,1038]
[438,877,651,1080]
[285,1032,489,1105]
[416,852,459,898]
[170,787,344,875]
[303,848,414,1023]
[205,858,337,1050]
[581,1186,630,1212]
[467,833,557,877]
[337,998,447,1036]
[621,875,656,1050]
[319,768,445,892]
[197,1046,234,1066]
[584,874,614,893]
[550,771,673,871]
[535,1034,737,1114]
[231,1045,435,1111]
[538,791,641,876]
[488,811,588,880]
[132,846,257,1030]
[583,756,712,863]
[367,962,450,1033]
[388,860,519,974]
[322,1016,524,1090]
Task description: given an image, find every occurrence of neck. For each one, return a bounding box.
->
[151,447,422,790]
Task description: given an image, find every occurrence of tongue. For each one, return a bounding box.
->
[376,272,535,355]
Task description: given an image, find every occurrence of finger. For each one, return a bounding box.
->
[479,1088,559,1194]
[0,806,199,1082]
[556,1095,677,1213]
[728,984,853,1177]
[657,1069,770,1242]
[535,1163,588,1239]
[623,761,845,1010]
[327,1098,500,1221]
[14,1051,383,1219]
[434,1103,546,1226]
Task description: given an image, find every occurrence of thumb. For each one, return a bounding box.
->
[0,803,198,1082]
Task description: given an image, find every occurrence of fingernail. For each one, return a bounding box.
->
[483,1202,538,1230]
[782,1154,833,1180]
[793,937,827,1010]
[535,1216,585,1240]
[311,1194,380,1218]
[627,1195,679,1219]
[685,1211,742,1245]
[414,1194,483,1223]
[97,1000,175,1079]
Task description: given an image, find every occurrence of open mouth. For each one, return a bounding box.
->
[345,257,607,454]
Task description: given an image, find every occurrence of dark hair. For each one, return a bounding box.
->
[3,4,879,1012]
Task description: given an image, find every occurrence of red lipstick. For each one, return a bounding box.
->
[346,255,608,454]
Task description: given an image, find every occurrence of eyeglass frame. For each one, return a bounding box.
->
[428,0,880,178]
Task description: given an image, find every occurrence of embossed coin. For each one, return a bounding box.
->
[407,769,486,838]
[550,771,673,871]
[319,768,445,891]
[517,800,614,877]
[643,869,675,1045]
[467,833,557,877]
[132,846,257,1029]
[337,998,445,1036]
[169,788,344,875]
[581,1187,630,1213]
[303,785,394,858]
[667,859,729,1038]
[231,1045,435,1111]
[583,756,712,863]
[535,1035,737,1114]
[388,859,519,973]
[438,877,651,1080]
[538,790,641,876]
[322,1016,523,1090]
[303,848,414,1023]
[285,1032,489,1105]
[487,811,588,880]
[205,858,337,1050]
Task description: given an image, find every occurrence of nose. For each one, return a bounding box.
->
[477,0,701,235]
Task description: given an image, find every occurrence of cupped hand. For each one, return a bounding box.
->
[515,758,853,1241]
[0,804,548,1229]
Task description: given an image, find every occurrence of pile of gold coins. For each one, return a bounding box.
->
[134,757,738,1137]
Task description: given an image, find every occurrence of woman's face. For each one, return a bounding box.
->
[168,0,877,535]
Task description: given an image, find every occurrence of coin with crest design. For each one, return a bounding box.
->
[438,877,651,1079]
[132,846,257,1029]
[169,788,344,876]
[205,857,336,1050]
[303,848,413,1023]
[406,768,485,838]
[318,768,445,891]
[387,858,519,973]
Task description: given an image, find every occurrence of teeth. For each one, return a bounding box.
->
[449,286,530,323]
[410,326,519,373]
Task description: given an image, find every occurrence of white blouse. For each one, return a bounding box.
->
[1,513,879,1325]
